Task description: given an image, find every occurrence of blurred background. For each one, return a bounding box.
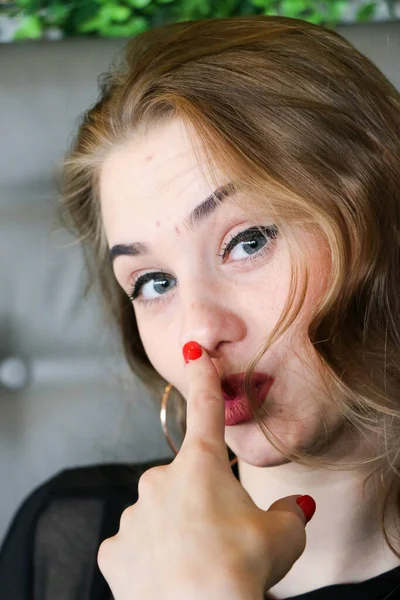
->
[0,0,399,546]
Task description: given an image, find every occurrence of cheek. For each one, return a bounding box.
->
[250,254,293,324]
[135,309,180,384]
[266,241,331,344]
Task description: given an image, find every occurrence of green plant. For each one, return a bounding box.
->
[1,0,399,41]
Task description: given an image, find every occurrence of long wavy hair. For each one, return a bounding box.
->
[59,16,400,554]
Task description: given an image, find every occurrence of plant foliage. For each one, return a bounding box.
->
[1,0,399,40]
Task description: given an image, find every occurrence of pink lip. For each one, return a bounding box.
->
[221,372,274,426]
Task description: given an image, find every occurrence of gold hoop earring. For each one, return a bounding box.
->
[160,383,238,467]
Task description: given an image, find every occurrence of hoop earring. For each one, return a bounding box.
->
[160,383,238,467]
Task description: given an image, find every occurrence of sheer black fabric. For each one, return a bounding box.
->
[0,458,171,600]
[1,456,400,600]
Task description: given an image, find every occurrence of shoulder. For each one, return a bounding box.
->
[1,456,173,555]
[0,459,172,600]
[0,457,173,600]
[44,456,173,498]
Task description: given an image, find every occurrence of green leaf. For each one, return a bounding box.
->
[179,0,212,18]
[150,4,175,25]
[14,14,43,39]
[78,16,103,33]
[356,1,377,22]
[249,0,271,7]
[15,0,39,10]
[305,9,325,24]
[67,2,100,34]
[197,0,212,16]
[213,0,239,17]
[126,0,153,8]
[100,16,149,36]
[324,0,347,23]
[100,4,131,22]
[281,0,308,16]
[46,3,71,25]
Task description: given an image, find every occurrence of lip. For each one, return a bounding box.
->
[221,372,274,427]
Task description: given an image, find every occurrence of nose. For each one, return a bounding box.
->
[179,286,246,359]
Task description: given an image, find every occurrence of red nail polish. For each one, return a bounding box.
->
[296,495,316,523]
[182,341,203,364]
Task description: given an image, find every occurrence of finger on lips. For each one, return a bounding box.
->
[181,340,226,453]
[182,341,203,363]
[181,341,317,528]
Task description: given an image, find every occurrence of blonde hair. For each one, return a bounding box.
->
[60,16,400,553]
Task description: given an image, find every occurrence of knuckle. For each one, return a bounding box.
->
[244,518,268,549]
[195,437,218,457]
[97,537,114,572]
[187,389,222,417]
[264,510,306,553]
[182,437,219,468]
[194,388,221,405]
[277,509,304,532]
[137,465,167,497]
[119,504,135,529]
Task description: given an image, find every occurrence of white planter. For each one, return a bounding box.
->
[0,15,22,43]
[0,13,63,43]
[340,0,400,23]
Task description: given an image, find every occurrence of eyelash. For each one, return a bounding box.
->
[127,224,279,305]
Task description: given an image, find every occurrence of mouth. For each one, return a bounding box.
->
[221,372,273,401]
[220,372,274,426]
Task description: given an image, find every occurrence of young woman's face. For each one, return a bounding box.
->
[100,118,343,467]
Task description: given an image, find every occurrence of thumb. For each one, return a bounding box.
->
[262,495,316,591]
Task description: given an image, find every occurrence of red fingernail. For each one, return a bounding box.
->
[182,341,203,363]
[296,495,316,524]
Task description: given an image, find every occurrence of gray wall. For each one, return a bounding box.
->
[1,22,399,545]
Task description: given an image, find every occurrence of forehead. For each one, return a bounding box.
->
[99,118,222,226]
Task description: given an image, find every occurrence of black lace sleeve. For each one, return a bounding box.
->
[0,459,172,600]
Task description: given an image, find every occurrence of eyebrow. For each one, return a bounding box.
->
[109,181,237,263]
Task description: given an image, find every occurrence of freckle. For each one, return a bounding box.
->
[156,220,160,227]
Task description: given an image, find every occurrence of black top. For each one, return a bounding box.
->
[0,456,399,600]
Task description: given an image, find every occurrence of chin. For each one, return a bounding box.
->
[225,413,348,467]
[225,421,294,467]
[238,449,292,468]
[224,416,330,468]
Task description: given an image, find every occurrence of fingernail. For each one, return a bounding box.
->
[296,495,316,524]
[182,341,202,364]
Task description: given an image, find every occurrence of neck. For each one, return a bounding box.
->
[238,459,400,598]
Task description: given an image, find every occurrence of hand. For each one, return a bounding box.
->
[97,341,314,600]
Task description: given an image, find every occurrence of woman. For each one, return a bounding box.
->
[60,15,400,599]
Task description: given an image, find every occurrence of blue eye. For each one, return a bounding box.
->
[128,224,278,304]
[129,272,176,302]
[219,225,278,261]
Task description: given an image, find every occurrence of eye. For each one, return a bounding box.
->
[128,271,176,303]
[219,225,278,262]
[127,225,279,305]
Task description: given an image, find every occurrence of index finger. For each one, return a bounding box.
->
[180,341,228,462]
